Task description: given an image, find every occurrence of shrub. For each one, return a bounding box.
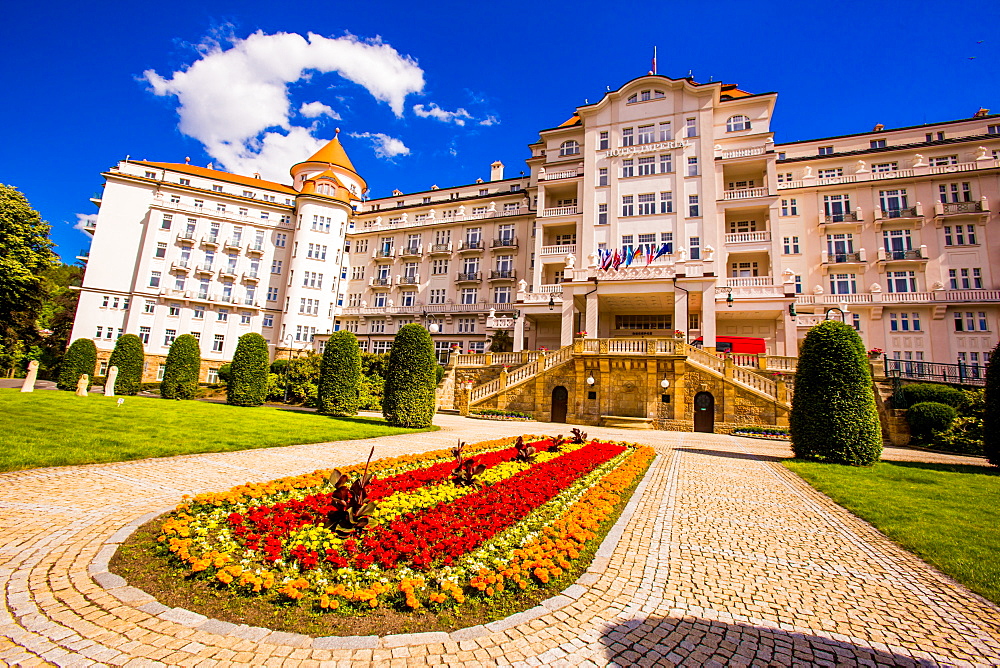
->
[318,331,362,416]
[270,358,290,375]
[984,341,1000,466]
[217,363,232,383]
[106,334,145,396]
[930,416,984,456]
[790,320,882,465]
[895,383,966,410]
[227,333,269,407]
[435,364,445,385]
[161,334,201,400]
[57,338,97,391]
[283,354,322,405]
[383,324,437,428]
[960,388,985,419]
[907,402,957,442]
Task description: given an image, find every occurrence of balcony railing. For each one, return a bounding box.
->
[243,271,260,281]
[539,206,579,217]
[489,270,516,280]
[201,235,220,246]
[938,201,984,215]
[171,260,191,272]
[399,245,422,256]
[724,230,770,244]
[458,240,484,251]
[885,358,985,387]
[196,263,214,273]
[375,248,394,258]
[370,277,391,287]
[722,187,769,200]
[456,272,482,282]
[246,243,265,254]
[883,249,924,261]
[491,238,518,248]
[540,244,576,256]
[540,168,583,181]
[175,232,195,243]
[719,145,767,159]
[879,207,919,219]
[829,252,863,263]
[536,283,564,293]
[398,275,420,285]
[823,211,860,223]
[219,266,238,278]
[225,238,243,250]
[428,243,452,253]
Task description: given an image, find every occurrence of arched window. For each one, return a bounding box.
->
[560,140,580,156]
[627,93,638,104]
[653,90,665,99]
[727,115,751,132]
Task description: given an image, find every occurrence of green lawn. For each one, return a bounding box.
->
[0,389,435,473]
[784,459,1000,605]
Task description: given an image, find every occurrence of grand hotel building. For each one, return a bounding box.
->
[72,74,1000,379]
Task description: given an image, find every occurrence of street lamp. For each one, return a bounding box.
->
[548,295,555,311]
[586,375,595,386]
[281,333,295,403]
[725,288,734,308]
[660,378,670,389]
[824,307,846,322]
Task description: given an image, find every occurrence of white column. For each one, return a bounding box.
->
[585,290,598,338]
[560,295,574,347]
[674,284,688,342]
[702,283,717,349]
[513,316,525,352]
[782,312,798,356]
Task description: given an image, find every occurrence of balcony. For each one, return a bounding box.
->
[539,168,583,181]
[878,247,928,266]
[242,271,260,283]
[398,275,420,285]
[718,145,768,160]
[195,264,215,276]
[724,230,770,244]
[374,248,395,259]
[536,283,564,293]
[722,187,769,201]
[539,206,579,217]
[171,260,192,274]
[218,267,238,279]
[877,207,921,220]
[370,276,392,287]
[491,237,518,249]
[540,244,576,257]
[427,243,452,255]
[935,200,987,218]
[246,243,265,256]
[224,238,243,252]
[822,249,866,265]
[456,271,482,283]
[194,291,211,301]
[175,231,195,243]
[399,245,422,258]
[76,249,90,263]
[201,234,220,248]
[458,240,484,252]
[489,269,516,281]
[822,211,861,224]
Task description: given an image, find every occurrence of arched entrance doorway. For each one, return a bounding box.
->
[693,391,715,433]
[551,386,568,423]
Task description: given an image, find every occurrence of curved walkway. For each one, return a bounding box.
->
[0,416,998,667]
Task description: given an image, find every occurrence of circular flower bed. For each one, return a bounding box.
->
[157,435,653,614]
[731,427,790,441]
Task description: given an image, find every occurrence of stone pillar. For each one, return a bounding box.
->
[19,360,38,393]
[722,358,737,424]
[560,295,574,347]
[456,386,470,416]
[513,316,525,352]
[701,283,717,351]
[585,290,598,339]
[104,366,119,397]
[674,285,688,342]
[781,312,798,357]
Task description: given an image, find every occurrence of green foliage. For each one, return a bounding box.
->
[895,383,966,410]
[283,354,322,405]
[960,389,985,419]
[107,334,145,395]
[318,332,362,416]
[227,333,270,407]
[218,363,232,383]
[488,329,513,353]
[983,341,1000,466]
[383,324,437,428]
[471,408,533,419]
[906,402,957,442]
[362,351,390,378]
[161,334,201,400]
[930,417,984,456]
[57,338,97,390]
[270,358,289,375]
[790,320,882,465]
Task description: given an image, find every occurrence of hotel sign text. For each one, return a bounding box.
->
[603,140,690,159]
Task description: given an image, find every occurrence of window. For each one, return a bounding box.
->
[989,124,1000,135]
[823,194,852,220]
[879,189,909,215]
[827,233,855,259]
[621,195,634,217]
[164,329,177,346]
[621,128,634,147]
[794,275,802,294]
[429,288,446,305]
[494,286,511,303]
[659,191,673,214]
[818,146,834,155]
[938,182,972,204]
[777,172,793,183]
[830,273,857,294]
[154,242,167,259]
[781,198,798,216]
[882,229,913,257]
[169,194,180,204]
[138,326,150,344]
[193,307,204,319]
[638,233,656,244]
[217,309,229,322]
[212,334,224,352]
[783,236,800,254]
[461,288,478,305]
[621,235,634,246]
[145,171,156,179]
[686,157,698,176]
[271,260,283,273]
[179,178,190,186]
[621,159,634,178]
[688,195,699,217]
[689,237,700,260]
[638,156,655,176]
[944,225,977,246]
[726,115,750,132]
[637,193,655,215]
[948,268,983,290]
[887,271,917,293]
[457,317,476,334]
[599,131,609,150]
[144,300,155,314]
[598,203,608,225]
[929,155,958,167]
[275,233,287,248]
[818,168,843,179]
[870,139,886,149]
[240,312,251,325]
[597,167,609,187]
[890,312,921,332]
[637,125,654,144]
[659,122,672,141]
[311,215,332,232]
[95,325,104,339]
[432,259,449,275]
[954,311,989,332]
[559,140,579,156]
[149,271,161,288]
[685,118,697,138]
[872,162,897,173]
[161,215,173,230]
[168,304,180,317]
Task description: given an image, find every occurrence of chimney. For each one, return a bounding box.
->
[490,161,504,182]
[974,108,990,118]
[873,123,884,132]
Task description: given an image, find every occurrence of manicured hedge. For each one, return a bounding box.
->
[382,324,436,428]
[789,320,882,465]
[895,383,966,410]
[317,331,362,416]
[227,333,269,407]
[984,341,1000,466]
[161,334,202,400]
[57,338,97,391]
[107,333,145,395]
[907,402,957,442]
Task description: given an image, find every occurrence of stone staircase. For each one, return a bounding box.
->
[467,344,575,405]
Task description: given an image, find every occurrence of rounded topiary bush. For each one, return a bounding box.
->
[790,320,882,465]
[896,383,966,410]
[983,341,1000,466]
[317,331,362,416]
[161,334,201,400]
[906,401,957,442]
[107,333,145,395]
[217,363,232,383]
[382,324,436,428]
[57,337,97,391]
[227,333,269,407]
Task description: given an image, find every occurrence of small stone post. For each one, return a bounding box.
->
[104,366,119,397]
[19,360,38,393]
[75,374,89,397]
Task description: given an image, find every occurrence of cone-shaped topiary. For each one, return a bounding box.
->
[984,340,1000,466]
[790,320,882,465]
[161,334,202,400]
[107,333,145,395]
[227,332,269,407]
[382,324,436,428]
[317,331,362,416]
[57,338,97,391]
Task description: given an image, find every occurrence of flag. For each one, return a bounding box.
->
[632,245,645,265]
[622,245,633,267]
[646,244,656,265]
[611,249,622,270]
[652,242,670,262]
[600,249,614,271]
[651,46,657,75]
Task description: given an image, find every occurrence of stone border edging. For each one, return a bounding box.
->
[89,453,660,651]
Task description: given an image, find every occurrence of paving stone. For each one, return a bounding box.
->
[311,635,380,650]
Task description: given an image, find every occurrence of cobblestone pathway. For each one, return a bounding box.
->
[1,415,998,667]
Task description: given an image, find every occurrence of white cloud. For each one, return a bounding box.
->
[349,132,410,159]
[73,213,97,233]
[143,31,424,181]
[479,115,500,126]
[413,103,473,126]
[299,101,341,119]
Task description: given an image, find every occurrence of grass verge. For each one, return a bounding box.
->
[784,459,1000,605]
[0,389,435,473]
[110,456,653,637]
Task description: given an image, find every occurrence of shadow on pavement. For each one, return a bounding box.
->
[675,447,785,464]
[600,616,932,667]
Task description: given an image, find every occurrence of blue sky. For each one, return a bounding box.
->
[1,0,996,262]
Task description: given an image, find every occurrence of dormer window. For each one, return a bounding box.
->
[726,115,751,132]
[559,140,580,156]
[179,178,190,186]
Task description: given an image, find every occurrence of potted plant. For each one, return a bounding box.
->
[867,347,884,360]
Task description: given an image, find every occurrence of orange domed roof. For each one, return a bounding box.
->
[304,133,356,173]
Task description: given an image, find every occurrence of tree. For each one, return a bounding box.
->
[383,324,437,428]
[227,333,269,406]
[57,338,97,391]
[35,263,84,378]
[318,331,362,415]
[489,330,513,353]
[162,334,202,400]
[0,184,56,374]
[107,334,145,395]
[984,341,1000,466]
[789,320,882,465]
